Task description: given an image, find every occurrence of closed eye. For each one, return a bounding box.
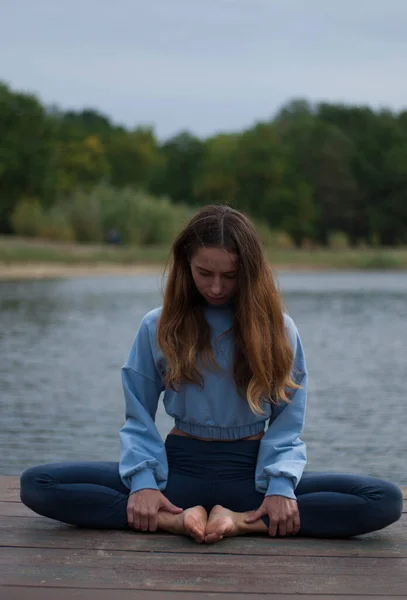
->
[198,270,237,279]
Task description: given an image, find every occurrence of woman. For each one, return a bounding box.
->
[20,205,403,543]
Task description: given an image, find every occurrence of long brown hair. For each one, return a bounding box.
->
[157,204,299,414]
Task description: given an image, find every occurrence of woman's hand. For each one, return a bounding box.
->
[244,495,300,537]
[127,489,183,532]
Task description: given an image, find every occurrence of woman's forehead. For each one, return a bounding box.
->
[192,247,238,271]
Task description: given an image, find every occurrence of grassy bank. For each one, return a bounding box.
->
[1,236,407,271]
[0,236,169,265]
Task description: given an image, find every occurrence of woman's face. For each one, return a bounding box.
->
[190,246,239,306]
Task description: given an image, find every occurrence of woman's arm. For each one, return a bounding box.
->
[255,315,307,500]
[119,315,168,495]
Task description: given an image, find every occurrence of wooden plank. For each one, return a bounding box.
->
[0,556,407,595]
[0,477,20,502]
[2,527,406,558]
[1,515,406,554]
[2,476,406,502]
[2,475,407,597]
[1,590,402,600]
[1,515,406,558]
[2,546,407,575]
[0,502,36,517]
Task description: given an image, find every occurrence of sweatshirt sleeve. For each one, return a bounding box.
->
[255,315,307,500]
[119,314,168,495]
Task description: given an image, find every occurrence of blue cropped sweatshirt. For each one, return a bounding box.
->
[119,302,307,501]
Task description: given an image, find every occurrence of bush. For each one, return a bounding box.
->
[328,231,350,250]
[38,205,75,242]
[125,193,192,245]
[253,219,294,249]
[69,184,193,245]
[10,198,46,237]
[360,253,402,270]
[10,186,195,246]
[70,188,104,243]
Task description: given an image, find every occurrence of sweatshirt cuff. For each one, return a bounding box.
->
[265,475,296,500]
[129,469,159,495]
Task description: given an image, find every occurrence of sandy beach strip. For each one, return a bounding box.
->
[0,262,166,281]
[0,261,337,281]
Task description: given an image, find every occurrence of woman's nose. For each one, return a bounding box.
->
[211,278,222,294]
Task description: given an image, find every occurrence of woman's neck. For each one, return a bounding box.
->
[204,297,234,310]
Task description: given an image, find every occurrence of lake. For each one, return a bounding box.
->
[1,271,406,486]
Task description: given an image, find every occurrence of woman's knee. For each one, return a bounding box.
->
[381,481,403,524]
[371,480,403,528]
[20,465,53,510]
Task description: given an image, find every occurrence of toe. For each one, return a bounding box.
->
[191,527,204,542]
[205,532,222,544]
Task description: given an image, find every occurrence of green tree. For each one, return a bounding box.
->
[276,103,358,245]
[0,82,57,231]
[151,132,205,204]
[55,135,110,196]
[233,123,287,222]
[193,134,239,206]
[107,127,162,189]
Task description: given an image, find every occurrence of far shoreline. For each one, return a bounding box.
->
[2,237,407,276]
[0,261,394,281]
[0,262,165,281]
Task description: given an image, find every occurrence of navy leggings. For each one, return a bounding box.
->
[20,435,403,538]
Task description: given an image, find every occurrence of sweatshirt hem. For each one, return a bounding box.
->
[174,419,265,440]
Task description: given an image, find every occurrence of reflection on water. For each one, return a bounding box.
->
[1,271,407,485]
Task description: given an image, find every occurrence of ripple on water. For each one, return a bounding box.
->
[1,272,406,484]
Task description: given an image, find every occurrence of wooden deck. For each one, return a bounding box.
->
[0,476,406,600]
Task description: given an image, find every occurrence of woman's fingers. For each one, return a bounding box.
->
[294,513,301,534]
[149,512,159,532]
[244,510,262,523]
[268,515,279,537]
[133,510,141,531]
[245,503,268,523]
[276,514,299,537]
[139,510,150,532]
[130,510,158,531]
[278,518,287,537]
[127,506,134,528]
[269,516,297,537]
[161,497,183,514]
[139,510,160,532]
[285,517,295,536]
[126,490,163,531]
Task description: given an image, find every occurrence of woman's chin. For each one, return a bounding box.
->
[204,295,232,306]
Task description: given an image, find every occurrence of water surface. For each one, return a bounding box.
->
[1,271,406,485]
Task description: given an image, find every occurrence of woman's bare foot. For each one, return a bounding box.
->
[205,505,240,544]
[205,505,268,543]
[158,505,208,543]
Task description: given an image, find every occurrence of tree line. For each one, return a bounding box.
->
[1,81,407,246]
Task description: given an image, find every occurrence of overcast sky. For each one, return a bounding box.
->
[1,0,406,139]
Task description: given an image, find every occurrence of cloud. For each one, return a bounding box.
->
[1,0,406,138]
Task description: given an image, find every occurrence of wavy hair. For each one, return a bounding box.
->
[157,205,299,414]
